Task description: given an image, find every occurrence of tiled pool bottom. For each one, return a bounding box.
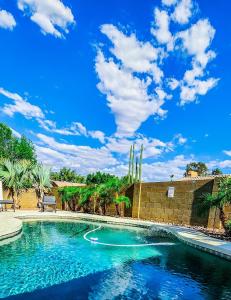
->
[0,221,231,300]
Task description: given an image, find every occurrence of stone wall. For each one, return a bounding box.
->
[3,189,38,210]
[2,188,62,210]
[128,178,230,229]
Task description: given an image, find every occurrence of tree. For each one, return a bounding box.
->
[0,123,36,162]
[0,123,13,159]
[114,195,131,209]
[85,171,116,185]
[32,164,52,209]
[79,186,95,213]
[51,167,85,183]
[99,177,130,216]
[185,162,208,176]
[12,136,36,162]
[58,186,82,211]
[211,168,223,175]
[202,177,231,232]
[0,159,32,208]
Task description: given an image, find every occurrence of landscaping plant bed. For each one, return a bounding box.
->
[194,226,231,241]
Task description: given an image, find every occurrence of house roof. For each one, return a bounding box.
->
[52,181,86,187]
[176,174,231,181]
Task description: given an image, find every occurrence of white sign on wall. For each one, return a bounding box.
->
[167,187,175,198]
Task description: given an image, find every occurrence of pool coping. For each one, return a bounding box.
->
[0,210,231,261]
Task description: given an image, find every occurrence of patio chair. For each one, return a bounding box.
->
[42,196,56,213]
[0,199,15,212]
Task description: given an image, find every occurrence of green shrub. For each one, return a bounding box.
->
[225,220,231,235]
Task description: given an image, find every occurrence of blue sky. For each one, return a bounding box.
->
[0,0,231,181]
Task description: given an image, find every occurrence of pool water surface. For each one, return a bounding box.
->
[0,221,231,299]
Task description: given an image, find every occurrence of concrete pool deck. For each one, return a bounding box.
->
[0,210,231,261]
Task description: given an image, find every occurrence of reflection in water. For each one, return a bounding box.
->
[0,221,230,299]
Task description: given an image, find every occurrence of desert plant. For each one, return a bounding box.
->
[0,159,32,208]
[225,220,231,235]
[58,186,82,211]
[32,164,52,208]
[114,195,131,208]
[79,186,95,213]
[202,177,231,232]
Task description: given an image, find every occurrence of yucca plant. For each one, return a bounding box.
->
[0,159,32,208]
[32,164,51,209]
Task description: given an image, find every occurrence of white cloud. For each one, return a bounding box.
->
[11,128,21,138]
[106,135,169,158]
[141,155,193,181]
[88,130,105,143]
[38,119,105,143]
[0,10,16,30]
[208,159,231,170]
[180,77,218,105]
[174,133,187,145]
[101,24,159,74]
[183,64,203,85]
[0,86,106,143]
[224,150,231,157]
[168,78,179,90]
[17,0,75,38]
[0,87,44,119]
[97,2,218,136]
[172,0,193,24]
[36,133,117,172]
[177,19,216,66]
[95,51,166,136]
[107,155,193,182]
[151,8,172,45]
[162,0,177,6]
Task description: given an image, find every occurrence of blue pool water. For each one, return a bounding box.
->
[0,221,231,299]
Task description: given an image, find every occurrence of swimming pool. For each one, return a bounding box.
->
[0,221,231,299]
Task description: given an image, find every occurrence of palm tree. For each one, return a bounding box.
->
[58,186,82,211]
[104,177,130,216]
[32,164,51,209]
[114,195,131,209]
[202,177,231,232]
[0,159,31,208]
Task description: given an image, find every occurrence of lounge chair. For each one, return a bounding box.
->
[42,196,56,213]
[0,200,15,212]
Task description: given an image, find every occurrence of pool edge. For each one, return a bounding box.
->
[0,211,231,261]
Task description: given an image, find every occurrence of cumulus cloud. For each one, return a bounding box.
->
[224,150,231,157]
[172,0,193,24]
[101,24,159,73]
[103,155,193,182]
[180,77,218,104]
[0,86,106,144]
[0,10,16,30]
[151,8,172,45]
[17,0,75,38]
[36,134,117,172]
[96,1,218,137]
[177,19,216,67]
[106,135,170,158]
[95,51,166,136]
[0,87,44,119]
[162,0,177,6]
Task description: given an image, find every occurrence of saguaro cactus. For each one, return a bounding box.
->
[131,144,135,183]
[139,144,143,182]
[135,156,138,183]
[128,145,132,183]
